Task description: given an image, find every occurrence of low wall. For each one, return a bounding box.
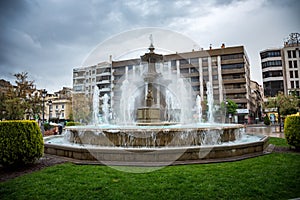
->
[44,135,269,165]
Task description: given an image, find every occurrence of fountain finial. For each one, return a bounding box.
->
[149,34,154,52]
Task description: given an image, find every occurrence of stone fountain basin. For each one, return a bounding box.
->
[62,124,245,147]
[44,125,269,165]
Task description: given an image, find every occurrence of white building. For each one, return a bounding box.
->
[282,33,300,96]
[260,33,300,97]
[73,61,112,98]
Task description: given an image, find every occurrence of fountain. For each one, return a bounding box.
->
[44,39,269,166]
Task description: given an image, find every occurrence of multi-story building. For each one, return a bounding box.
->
[260,33,300,98]
[45,87,72,122]
[260,48,284,98]
[250,80,264,122]
[111,45,253,123]
[73,61,112,98]
[282,33,300,96]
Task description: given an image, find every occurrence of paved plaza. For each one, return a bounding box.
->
[246,124,284,138]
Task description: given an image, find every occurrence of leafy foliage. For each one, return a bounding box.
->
[66,121,82,126]
[264,114,271,125]
[72,93,91,124]
[0,120,44,166]
[284,115,300,149]
[224,99,238,115]
[1,72,43,120]
[266,92,299,116]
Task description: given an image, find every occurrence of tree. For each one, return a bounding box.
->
[266,92,299,116]
[3,72,42,120]
[225,99,238,115]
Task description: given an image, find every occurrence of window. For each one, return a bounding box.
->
[190,67,198,73]
[294,61,298,68]
[289,61,293,68]
[292,50,297,58]
[295,71,299,78]
[261,60,282,68]
[296,81,299,88]
[221,63,244,69]
[290,71,294,78]
[179,59,189,65]
[171,60,176,67]
[291,81,294,88]
[222,53,244,60]
[288,51,292,58]
[62,104,64,109]
[191,77,199,82]
[62,113,64,118]
[127,65,133,70]
[190,58,198,65]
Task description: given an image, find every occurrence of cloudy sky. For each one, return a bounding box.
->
[0,0,299,93]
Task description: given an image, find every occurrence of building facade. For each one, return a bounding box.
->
[282,33,300,96]
[73,44,256,124]
[111,45,253,123]
[260,48,284,98]
[260,33,300,98]
[45,87,72,122]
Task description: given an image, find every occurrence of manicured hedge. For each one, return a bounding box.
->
[66,122,82,126]
[0,120,44,166]
[284,116,300,149]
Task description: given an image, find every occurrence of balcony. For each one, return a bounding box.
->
[221,68,245,74]
[225,88,247,94]
[98,80,110,84]
[99,88,111,92]
[223,78,246,84]
[99,72,111,76]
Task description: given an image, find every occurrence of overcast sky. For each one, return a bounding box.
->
[0,0,299,93]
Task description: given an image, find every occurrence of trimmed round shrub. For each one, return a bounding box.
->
[66,121,82,126]
[0,120,44,166]
[284,116,300,149]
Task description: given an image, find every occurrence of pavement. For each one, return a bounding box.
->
[245,123,285,138]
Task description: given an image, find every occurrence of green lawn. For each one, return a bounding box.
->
[269,137,290,147]
[1,152,299,200]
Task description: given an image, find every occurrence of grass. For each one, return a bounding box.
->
[1,152,300,200]
[268,137,290,147]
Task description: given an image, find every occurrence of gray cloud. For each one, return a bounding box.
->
[0,0,299,92]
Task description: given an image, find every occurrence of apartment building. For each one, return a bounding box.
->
[45,87,72,122]
[260,33,300,98]
[282,33,300,96]
[111,45,253,123]
[260,48,284,98]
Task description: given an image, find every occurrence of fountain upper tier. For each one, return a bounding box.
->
[64,124,244,147]
[136,42,176,125]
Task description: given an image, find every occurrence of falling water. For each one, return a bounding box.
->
[119,78,131,124]
[102,93,110,124]
[206,82,214,123]
[196,95,202,123]
[92,86,100,125]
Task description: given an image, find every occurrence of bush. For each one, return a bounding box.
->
[43,122,51,131]
[264,115,271,125]
[66,121,82,126]
[0,120,44,166]
[284,116,300,149]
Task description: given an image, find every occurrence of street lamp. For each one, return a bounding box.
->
[41,89,47,123]
[48,99,52,122]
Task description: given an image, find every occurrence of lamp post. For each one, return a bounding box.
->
[48,99,52,122]
[41,89,47,123]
